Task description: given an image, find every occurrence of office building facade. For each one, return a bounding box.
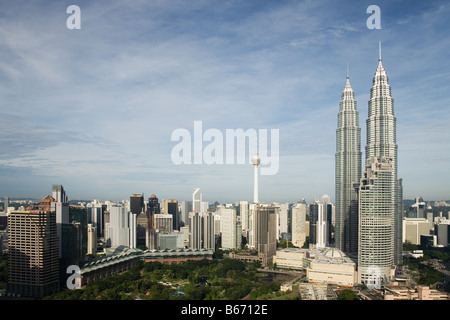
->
[7,209,60,298]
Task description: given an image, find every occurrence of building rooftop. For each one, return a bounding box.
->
[306,247,356,266]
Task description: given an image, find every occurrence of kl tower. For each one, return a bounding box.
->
[252,148,261,203]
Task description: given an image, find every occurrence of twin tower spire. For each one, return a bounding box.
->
[335,43,403,286]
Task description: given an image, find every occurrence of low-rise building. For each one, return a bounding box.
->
[384,285,450,300]
[273,247,357,287]
[273,248,307,270]
[304,248,357,287]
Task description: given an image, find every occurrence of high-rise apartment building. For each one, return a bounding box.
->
[335,67,361,255]
[7,206,59,298]
[358,156,395,288]
[365,46,403,266]
[292,199,307,248]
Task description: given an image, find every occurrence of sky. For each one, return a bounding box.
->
[0,0,449,204]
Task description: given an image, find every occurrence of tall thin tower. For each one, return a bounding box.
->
[335,64,361,255]
[365,42,403,266]
[252,149,261,203]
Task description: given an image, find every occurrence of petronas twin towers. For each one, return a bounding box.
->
[335,44,403,288]
[335,67,361,255]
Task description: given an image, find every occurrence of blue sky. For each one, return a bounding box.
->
[0,0,449,204]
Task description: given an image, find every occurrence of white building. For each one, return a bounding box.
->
[358,157,395,289]
[278,203,289,238]
[305,248,357,287]
[309,201,330,249]
[292,200,307,248]
[86,200,103,237]
[403,218,430,245]
[240,201,249,230]
[274,247,357,287]
[193,188,202,213]
[437,220,450,247]
[219,206,241,250]
[105,204,136,249]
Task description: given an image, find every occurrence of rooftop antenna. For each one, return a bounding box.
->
[346,61,349,79]
[379,41,382,61]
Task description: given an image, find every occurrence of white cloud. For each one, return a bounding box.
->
[0,1,449,202]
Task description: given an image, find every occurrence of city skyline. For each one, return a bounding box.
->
[1,1,450,204]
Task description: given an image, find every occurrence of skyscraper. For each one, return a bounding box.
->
[193,188,202,213]
[335,65,361,255]
[189,211,215,250]
[254,204,277,267]
[189,211,203,250]
[130,194,144,215]
[105,204,136,249]
[309,201,331,249]
[87,200,104,238]
[7,204,59,298]
[180,200,192,226]
[365,44,403,266]
[68,205,88,265]
[51,184,69,258]
[291,199,307,248]
[239,201,249,230]
[163,199,179,230]
[147,194,160,228]
[219,206,241,250]
[358,157,395,288]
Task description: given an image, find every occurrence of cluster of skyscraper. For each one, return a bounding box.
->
[3,43,406,298]
[335,43,403,288]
